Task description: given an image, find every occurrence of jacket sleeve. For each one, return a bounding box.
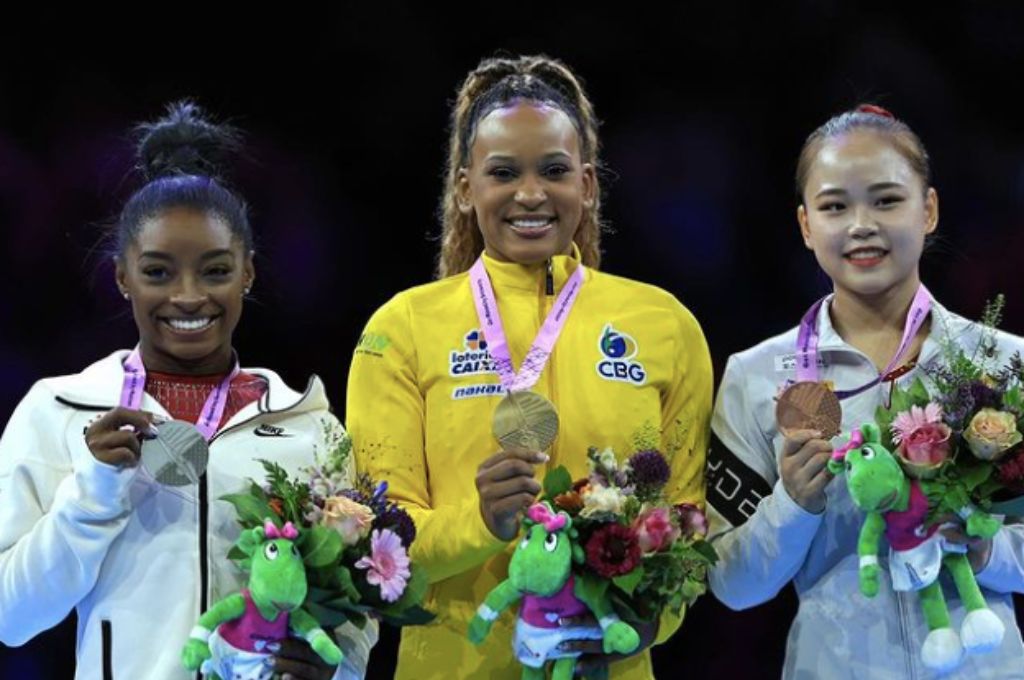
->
[0,382,137,645]
[651,301,714,645]
[706,354,824,611]
[976,523,1024,594]
[315,412,379,679]
[346,295,505,585]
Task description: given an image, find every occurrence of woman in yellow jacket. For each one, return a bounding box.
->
[347,55,712,679]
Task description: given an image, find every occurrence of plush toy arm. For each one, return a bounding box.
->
[857,511,886,598]
[574,572,641,655]
[962,506,1002,540]
[181,593,247,670]
[289,606,344,666]
[468,579,521,645]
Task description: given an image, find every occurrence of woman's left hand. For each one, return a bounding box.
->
[940,523,994,573]
[556,615,659,676]
[274,638,337,680]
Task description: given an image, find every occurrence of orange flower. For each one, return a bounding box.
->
[554,491,584,514]
[268,498,284,517]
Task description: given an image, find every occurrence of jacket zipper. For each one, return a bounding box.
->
[542,260,559,467]
[101,619,113,680]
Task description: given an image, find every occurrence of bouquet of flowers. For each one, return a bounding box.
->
[873,296,1024,517]
[541,446,718,624]
[221,419,433,633]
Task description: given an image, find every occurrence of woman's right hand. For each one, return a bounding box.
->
[84,407,159,467]
[780,429,833,514]
[475,448,548,541]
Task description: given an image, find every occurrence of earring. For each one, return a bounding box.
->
[122,292,130,300]
[244,287,251,296]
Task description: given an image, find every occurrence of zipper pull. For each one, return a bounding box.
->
[545,259,554,296]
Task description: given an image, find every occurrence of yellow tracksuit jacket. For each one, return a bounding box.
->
[347,250,712,679]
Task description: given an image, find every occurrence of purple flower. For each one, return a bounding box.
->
[628,450,670,493]
[376,504,417,547]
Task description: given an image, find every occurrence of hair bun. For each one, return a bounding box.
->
[855,104,896,119]
[135,100,241,181]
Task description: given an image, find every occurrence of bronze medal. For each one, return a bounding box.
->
[775,381,842,439]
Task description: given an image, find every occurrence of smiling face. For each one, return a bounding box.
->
[116,207,254,375]
[457,101,595,266]
[797,130,938,301]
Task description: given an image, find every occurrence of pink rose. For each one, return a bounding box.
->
[674,503,709,538]
[891,404,952,479]
[632,507,681,553]
[897,423,952,465]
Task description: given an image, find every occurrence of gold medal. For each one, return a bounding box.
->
[775,381,842,439]
[492,390,560,452]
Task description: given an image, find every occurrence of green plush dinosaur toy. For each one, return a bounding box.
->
[181,519,343,680]
[467,501,640,680]
[829,423,1005,672]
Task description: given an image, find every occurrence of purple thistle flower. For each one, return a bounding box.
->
[628,450,670,492]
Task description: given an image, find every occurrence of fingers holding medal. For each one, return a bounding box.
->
[85,407,158,467]
[476,447,548,542]
[776,382,841,514]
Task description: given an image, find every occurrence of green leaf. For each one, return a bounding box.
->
[331,566,363,603]
[908,378,931,407]
[612,567,645,596]
[302,526,343,568]
[381,605,436,627]
[543,466,573,500]
[304,601,349,628]
[874,405,896,450]
[226,545,247,562]
[1004,386,1023,412]
[220,493,277,528]
[890,387,913,417]
[960,464,994,491]
[248,480,269,501]
[691,540,719,566]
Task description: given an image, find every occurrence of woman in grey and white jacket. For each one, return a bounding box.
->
[0,102,375,680]
[707,105,1024,680]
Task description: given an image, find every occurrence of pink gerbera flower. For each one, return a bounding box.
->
[891,403,944,445]
[355,529,411,602]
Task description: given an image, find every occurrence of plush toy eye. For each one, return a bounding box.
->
[845,460,852,473]
[861,447,875,460]
[291,544,300,557]
[264,543,279,561]
[544,533,558,552]
[519,536,530,550]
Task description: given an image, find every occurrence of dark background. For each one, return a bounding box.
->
[2,3,1024,677]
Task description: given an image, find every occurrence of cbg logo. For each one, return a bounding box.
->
[596,324,646,385]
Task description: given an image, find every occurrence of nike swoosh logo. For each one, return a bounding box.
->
[254,425,292,437]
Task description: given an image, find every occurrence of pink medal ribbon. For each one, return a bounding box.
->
[794,284,933,400]
[468,256,585,393]
[121,347,240,441]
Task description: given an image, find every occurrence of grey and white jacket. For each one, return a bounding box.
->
[707,299,1024,680]
[0,350,377,680]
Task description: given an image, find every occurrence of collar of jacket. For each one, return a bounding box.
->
[42,350,328,427]
[812,293,969,367]
[479,242,587,293]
